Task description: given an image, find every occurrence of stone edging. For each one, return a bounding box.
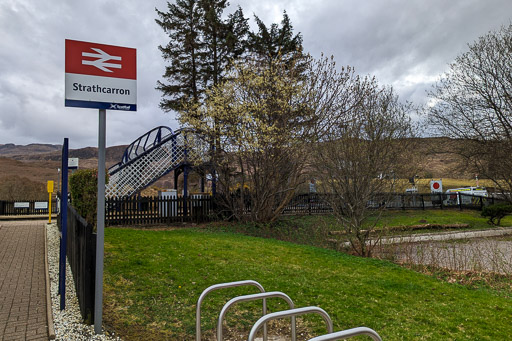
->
[45,223,56,339]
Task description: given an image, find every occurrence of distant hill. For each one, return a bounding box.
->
[1,144,128,165]
[0,137,475,199]
[0,144,128,188]
[0,138,470,179]
[0,143,61,156]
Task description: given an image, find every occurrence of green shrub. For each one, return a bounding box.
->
[69,169,108,227]
[481,203,512,226]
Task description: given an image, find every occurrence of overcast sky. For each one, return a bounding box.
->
[1,0,511,149]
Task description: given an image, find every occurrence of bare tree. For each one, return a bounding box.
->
[314,84,415,256]
[428,24,512,199]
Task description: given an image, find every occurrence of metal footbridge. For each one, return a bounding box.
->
[105,126,210,198]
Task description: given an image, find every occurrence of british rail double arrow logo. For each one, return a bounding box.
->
[81,48,122,73]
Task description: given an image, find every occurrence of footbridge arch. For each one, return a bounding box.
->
[105,126,211,198]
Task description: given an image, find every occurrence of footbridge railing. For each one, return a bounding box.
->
[106,126,210,198]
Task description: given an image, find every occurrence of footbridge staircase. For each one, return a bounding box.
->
[105,126,210,198]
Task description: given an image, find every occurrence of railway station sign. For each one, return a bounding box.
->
[35,202,48,209]
[65,39,137,111]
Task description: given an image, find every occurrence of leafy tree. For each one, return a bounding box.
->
[156,0,248,113]
[247,11,304,66]
[428,24,512,200]
[199,0,248,88]
[156,0,204,112]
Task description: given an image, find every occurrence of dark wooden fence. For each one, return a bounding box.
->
[0,199,58,216]
[282,193,333,214]
[244,192,504,215]
[285,192,505,213]
[105,195,212,226]
[63,205,96,324]
[366,192,504,210]
[104,192,506,225]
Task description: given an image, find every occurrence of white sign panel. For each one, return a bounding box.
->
[35,202,49,209]
[65,39,137,111]
[14,202,30,208]
[68,157,79,169]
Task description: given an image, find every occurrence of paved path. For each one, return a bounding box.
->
[395,238,512,273]
[337,227,512,248]
[0,220,49,341]
[379,226,512,244]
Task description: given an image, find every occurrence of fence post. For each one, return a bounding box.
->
[183,166,189,218]
[458,193,462,211]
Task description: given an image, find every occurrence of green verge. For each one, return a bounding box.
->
[363,209,512,230]
[216,210,512,249]
[103,228,512,340]
[279,209,512,231]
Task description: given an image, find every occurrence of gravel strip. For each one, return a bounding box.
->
[46,223,122,341]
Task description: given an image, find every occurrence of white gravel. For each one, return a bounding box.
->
[46,223,122,341]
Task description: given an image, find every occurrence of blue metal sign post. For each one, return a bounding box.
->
[58,138,69,310]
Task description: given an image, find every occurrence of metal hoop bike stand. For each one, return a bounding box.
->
[216,291,296,341]
[196,280,267,341]
[248,306,334,341]
[307,327,382,341]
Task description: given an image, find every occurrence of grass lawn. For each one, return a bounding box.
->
[236,210,512,248]
[103,227,512,340]
[278,209,512,232]
[364,209,512,230]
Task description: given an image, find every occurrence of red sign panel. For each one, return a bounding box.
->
[65,39,136,80]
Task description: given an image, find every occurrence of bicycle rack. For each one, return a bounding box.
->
[307,327,382,341]
[217,291,296,341]
[196,280,267,341]
[197,281,383,341]
[248,306,334,341]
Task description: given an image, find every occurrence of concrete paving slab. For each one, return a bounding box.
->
[0,220,49,341]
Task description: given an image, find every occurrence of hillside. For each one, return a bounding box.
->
[0,137,475,200]
[411,137,469,178]
[0,143,61,156]
[0,144,127,199]
[4,144,127,165]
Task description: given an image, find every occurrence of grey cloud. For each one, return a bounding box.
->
[1,0,512,147]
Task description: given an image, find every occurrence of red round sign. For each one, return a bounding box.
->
[433,182,440,189]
